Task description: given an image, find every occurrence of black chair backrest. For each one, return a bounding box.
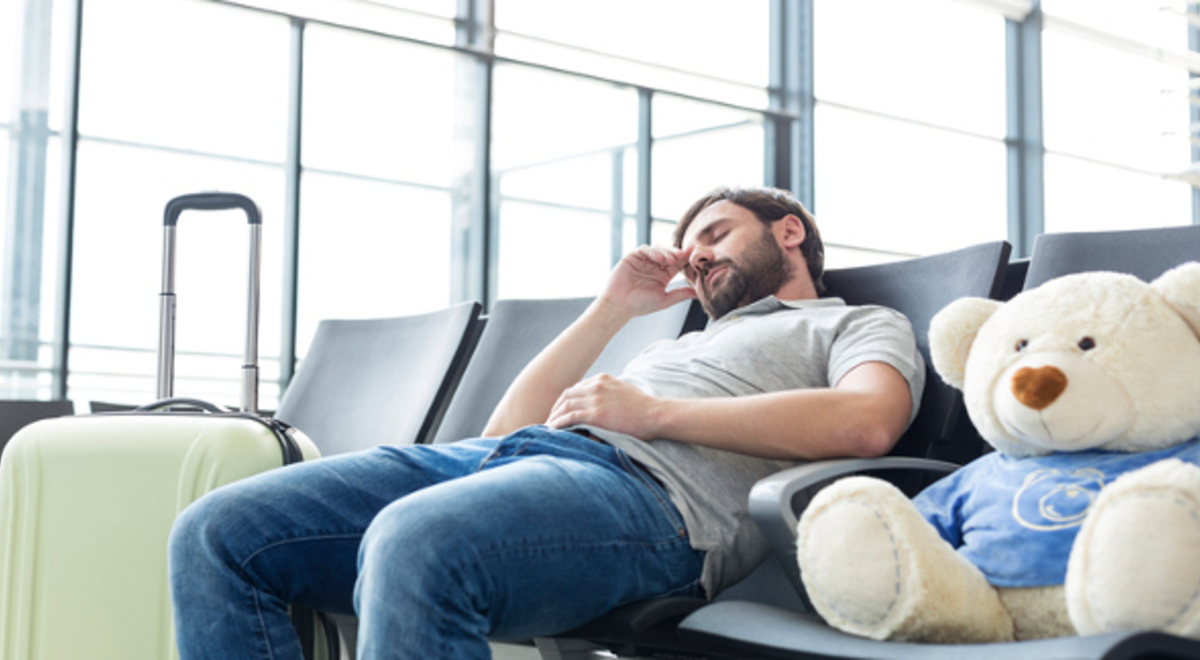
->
[88,401,138,413]
[275,301,481,455]
[999,258,1028,301]
[821,240,1011,460]
[1024,225,1200,289]
[432,297,703,444]
[0,400,75,453]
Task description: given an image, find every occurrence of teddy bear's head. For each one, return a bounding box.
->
[929,262,1200,458]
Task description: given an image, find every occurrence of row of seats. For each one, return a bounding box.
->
[1,224,1197,659]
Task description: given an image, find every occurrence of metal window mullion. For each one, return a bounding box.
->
[1005,3,1044,258]
[483,105,497,309]
[795,0,814,209]
[52,0,84,399]
[451,0,494,309]
[766,0,813,207]
[610,149,624,265]
[636,87,653,246]
[766,0,787,190]
[279,17,304,388]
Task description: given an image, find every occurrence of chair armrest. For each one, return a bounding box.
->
[749,457,959,602]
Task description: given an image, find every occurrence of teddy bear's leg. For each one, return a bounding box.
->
[797,476,1014,643]
[1066,459,1200,638]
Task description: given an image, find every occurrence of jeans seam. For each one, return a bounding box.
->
[642,574,705,601]
[251,585,277,660]
[468,537,704,604]
[475,437,518,471]
[470,532,696,562]
[239,533,363,572]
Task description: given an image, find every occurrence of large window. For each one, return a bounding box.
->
[3,0,1199,405]
[813,105,1008,261]
[1,0,73,399]
[296,25,459,355]
[68,0,290,406]
[1040,3,1196,232]
[69,143,286,405]
[491,64,640,299]
[494,0,770,107]
[652,95,765,244]
[813,0,1009,266]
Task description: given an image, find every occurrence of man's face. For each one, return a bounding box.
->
[681,201,796,319]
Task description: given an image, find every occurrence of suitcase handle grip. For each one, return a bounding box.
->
[164,192,261,226]
[135,398,231,413]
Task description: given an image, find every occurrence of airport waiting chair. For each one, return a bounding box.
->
[676,226,1200,659]
[274,301,482,455]
[534,240,1013,659]
[326,295,702,658]
[1023,224,1200,289]
[275,302,483,659]
[0,399,75,454]
[432,294,705,444]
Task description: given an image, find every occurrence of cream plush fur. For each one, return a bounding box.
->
[796,262,1200,643]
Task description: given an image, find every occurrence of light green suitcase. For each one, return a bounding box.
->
[0,193,325,660]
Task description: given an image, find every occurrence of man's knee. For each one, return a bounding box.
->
[358,498,484,587]
[169,487,251,572]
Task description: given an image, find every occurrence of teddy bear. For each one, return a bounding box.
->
[794,262,1200,644]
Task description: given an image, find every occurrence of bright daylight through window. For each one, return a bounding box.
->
[1,0,1198,407]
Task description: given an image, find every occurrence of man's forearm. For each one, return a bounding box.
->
[651,362,913,460]
[650,389,904,460]
[547,361,913,460]
[482,298,633,437]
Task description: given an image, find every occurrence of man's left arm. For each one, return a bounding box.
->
[545,360,913,461]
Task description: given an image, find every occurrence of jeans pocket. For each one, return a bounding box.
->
[613,448,689,539]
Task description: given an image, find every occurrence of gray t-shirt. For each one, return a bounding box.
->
[580,295,925,596]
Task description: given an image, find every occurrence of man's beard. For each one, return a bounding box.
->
[698,226,796,320]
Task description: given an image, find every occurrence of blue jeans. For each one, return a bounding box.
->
[168,426,705,660]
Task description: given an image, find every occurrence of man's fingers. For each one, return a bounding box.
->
[630,245,689,272]
[548,381,590,420]
[547,397,587,429]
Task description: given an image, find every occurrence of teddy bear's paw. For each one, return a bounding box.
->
[1067,459,1200,638]
[797,477,1013,643]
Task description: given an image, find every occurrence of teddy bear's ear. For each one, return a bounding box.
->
[929,297,1002,390]
[1151,262,1200,339]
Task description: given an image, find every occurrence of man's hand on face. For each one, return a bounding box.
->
[598,245,697,319]
[545,374,663,440]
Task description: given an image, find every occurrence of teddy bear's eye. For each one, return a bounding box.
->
[1078,337,1096,351]
[1015,339,1028,352]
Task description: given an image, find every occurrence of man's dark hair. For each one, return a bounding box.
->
[673,186,826,295]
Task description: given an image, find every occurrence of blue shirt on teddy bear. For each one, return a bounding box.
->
[913,438,1200,588]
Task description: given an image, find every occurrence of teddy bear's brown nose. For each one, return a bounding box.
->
[1011,366,1068,410]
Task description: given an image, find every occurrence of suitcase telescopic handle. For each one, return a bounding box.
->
[164,192,262,227]
[157,192,263,414]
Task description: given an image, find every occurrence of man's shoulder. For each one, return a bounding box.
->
[764,297,909,323]
[717,298,913,348]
